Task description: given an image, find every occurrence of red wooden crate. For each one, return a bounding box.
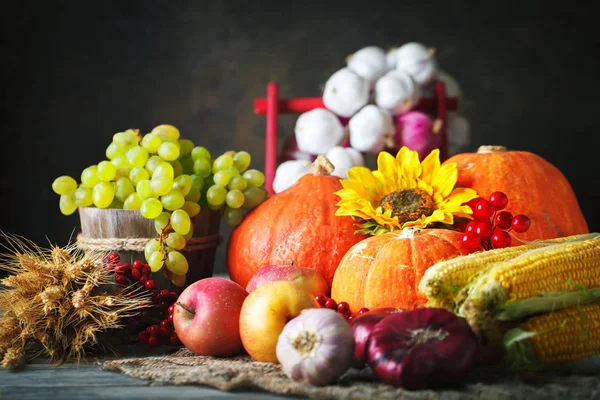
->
[254,81,457,194]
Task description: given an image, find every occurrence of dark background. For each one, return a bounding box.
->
[1,1,598,276]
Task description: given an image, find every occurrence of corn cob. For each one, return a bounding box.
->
[457,235,600,344]
[503,302,600,368]
[419,234,598,309]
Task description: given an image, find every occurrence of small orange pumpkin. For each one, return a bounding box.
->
[227,157,367,291]
[331,228,479,312]
[444,145,588,242]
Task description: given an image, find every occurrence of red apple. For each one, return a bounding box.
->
[172,277,248,357]
[246,263,329,296]
[239,280,319,363]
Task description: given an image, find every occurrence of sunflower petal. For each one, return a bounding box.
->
[420,149,440,183]
[432,162,458,197]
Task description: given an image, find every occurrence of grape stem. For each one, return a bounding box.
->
[176,301,196,316]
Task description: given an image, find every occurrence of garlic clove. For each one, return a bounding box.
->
[395,42,438,86]
[325,146,365,179]
[273,160,311,193]
[374,70,420,115]
[294,108,345,155]
[323,68,369,118]
[346,46,388,85]
[348,105,395,154]
[447,115,471,156]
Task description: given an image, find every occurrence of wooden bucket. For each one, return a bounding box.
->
[76,207,221,292]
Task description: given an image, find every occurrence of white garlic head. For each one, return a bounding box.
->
[346,46,388,85]
[374,70,420,115]
[322,68,369,118]
[395,42,437,86]
[325,146,364,179]
[294,108,345,154]
[273,160,311,193]
[386,47,398,69]
[348,105,395,154]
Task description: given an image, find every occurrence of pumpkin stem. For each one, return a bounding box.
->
[477,145,507,153]
[308,155,335,176]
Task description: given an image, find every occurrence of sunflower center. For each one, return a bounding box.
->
[380,188,436,224]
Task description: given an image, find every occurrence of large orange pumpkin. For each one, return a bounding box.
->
[331,228,479,312]
[444,145,588,242]
[227,158,367,291]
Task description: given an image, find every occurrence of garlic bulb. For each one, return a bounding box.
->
[420,69,463,107]
[395,42,437,86]
[386,47,398,69]
[325,146,364,179]
[276,308,355,386]
[348,105,395,154]
[346,46,388,85]
[374,70,420,115]
[322,68,369,118]
[273,160,311,194]
[447,115,471,156]
[294,108,345,154]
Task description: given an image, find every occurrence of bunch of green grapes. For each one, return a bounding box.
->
[52,124,268,284]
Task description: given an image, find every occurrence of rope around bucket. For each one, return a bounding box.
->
[76,234,222,253]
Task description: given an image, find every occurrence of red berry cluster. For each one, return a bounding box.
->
[461,191,531,250]
[315,295,370,323]
[104,252,181,348]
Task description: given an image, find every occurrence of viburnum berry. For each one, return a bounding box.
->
[465,197,481,213]
[139,275,148,285]
[147,325,162,337]
[114,274,128,286]
[142,265,151,276]
[474,200,495,221]
[475,222,493,241]
[461,232,481,250]
[337,302,350,315]
[114,263,130,274]
[512,214,531,233]
[137,331,149,343]
[464,221,478,234]
[324,298,337,310]
[494,211,513,230]
[145,280,156,291]
[489,191,509,210]
[108,252,120,263]
[160,319,174,331]
[347,316,355,323]
[491,228,512,249]
[315,294,327,306]
[169,334,181,346]
[132,260,143,269]
[168,304,175,315]
[147,336,160,348]
[130,268,141,282]
[358,308,370,314]
[167,314,174,323]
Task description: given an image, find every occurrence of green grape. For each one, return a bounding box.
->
[212,154,234,174]
[115,166,132,180]
[225,189,245,209]
[223,150,237,158]
[140,198,163,219]
[206,185,227,206]
[97,161,117,182]
[145,155,163,176]
[123,192,143,210]
[150,177,173,197]
[165,232,186,251]
[109,199,124,209]
[228,176,247,191]
[153,162,174,180]
[179,155,194,175]
[161,190,185,211]
[181,201,200,217]
[114,177,135,202]
[169,160,183,177]
[154,211,171,234]
[129,167,150,185]
[178,139,194,155]
[224,167,240,177]
[233,151,251,172]
[74,186,93,207]
[141,133,162,153]
[170,210,191,235]
[224,206,245,226]
[165,250,189,275]
[185,186,201,203]
[111,156,130,173]
[148,251,165,272]
[126,146,149,168]
[243,169,265,188]
[144,238,161,261]
[151,124,180,140]
[190,175,204,190]
[242,187,267,209]
[106,142,127,160]
[59,194,78,215]
[173,175,192,196]
[191,146,211,161]
[157,142,180,161]
[193,158,212,178]
[113,130,140,146]
[80,166,100,188]
[136,179,152,199]
[213,169,234,187]
[93,182,115,208]
[183,223,194,241]
[52,175,77,196]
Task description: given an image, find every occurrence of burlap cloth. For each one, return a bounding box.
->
[99,349,600,399]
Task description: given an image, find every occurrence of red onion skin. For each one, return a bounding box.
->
[350,308,402,368]
[391,111,441,160]
[367,308,478,390]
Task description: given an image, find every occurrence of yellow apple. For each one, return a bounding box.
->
[239,280,319,363]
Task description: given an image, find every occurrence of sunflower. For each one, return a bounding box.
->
[334,146,478,235]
